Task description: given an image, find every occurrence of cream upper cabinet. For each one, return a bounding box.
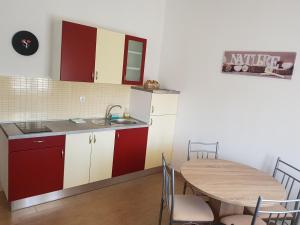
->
[94,28,125,84]
[150,93,179,116]
[64,132,92,189]
[145,115,176,169]
[90,130,115,182]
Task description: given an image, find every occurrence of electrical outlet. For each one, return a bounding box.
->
[79,96,86,104]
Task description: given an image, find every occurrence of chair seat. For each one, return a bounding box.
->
[220,215,266,225]
[245,204,294,219]
[172,195,214,222]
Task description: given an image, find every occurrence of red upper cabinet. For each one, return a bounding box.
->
[112,128,148,177]
[60,21,97,82]
[8,136,65,201]
[122,35,147,86]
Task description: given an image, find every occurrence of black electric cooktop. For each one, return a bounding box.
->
[15,121,52,134]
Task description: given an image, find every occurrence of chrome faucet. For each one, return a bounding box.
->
[105,105,122,120]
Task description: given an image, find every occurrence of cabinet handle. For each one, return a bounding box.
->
[91,72,94,80]
[89,135,92,144]
[117,133,120,139]
[33,140,44,143]
[93,134,96,143]
[61,149,64,159]
[150,119,153,125]
[96,71,98,80]
[151,106,154,113]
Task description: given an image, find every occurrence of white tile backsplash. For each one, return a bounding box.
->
[0,76,130,122]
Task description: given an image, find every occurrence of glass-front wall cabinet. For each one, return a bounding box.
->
[122,35,147,85]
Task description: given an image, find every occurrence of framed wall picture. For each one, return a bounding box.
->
[222,51,296,79]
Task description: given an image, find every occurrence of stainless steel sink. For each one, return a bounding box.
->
[89,118,138,126]
[90,119,107,125]
[110,118,137,125]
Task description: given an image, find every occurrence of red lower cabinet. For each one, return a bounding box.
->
[8,136,65,201]
[112,128,148,177]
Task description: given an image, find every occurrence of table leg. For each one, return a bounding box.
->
[209,198,244,220]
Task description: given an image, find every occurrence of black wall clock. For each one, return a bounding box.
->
[12,31,39,56]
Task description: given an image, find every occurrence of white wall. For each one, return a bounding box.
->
[159,0,300,172]
[0,0,166,81]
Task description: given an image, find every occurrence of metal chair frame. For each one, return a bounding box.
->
[273,157,300,208]
[183,140,219,195]
[159,154,212,225]
[187,140,219,161]
[251,196,300,225]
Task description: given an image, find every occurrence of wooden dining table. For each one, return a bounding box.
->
[180,159,286,219]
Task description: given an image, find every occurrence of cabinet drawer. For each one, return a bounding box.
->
[9,135,65,152]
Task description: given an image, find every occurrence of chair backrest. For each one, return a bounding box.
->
[252,196,300,225]
[161,154,175,216]
[187,140,219,160]
[273,157,300,205]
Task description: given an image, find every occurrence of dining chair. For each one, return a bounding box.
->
[158,154,214,225]
[183,140,219,195]
[245,157,300,220]
[220,196,300,225]
[187,140,219,161]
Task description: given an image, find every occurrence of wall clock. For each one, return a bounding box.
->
[12,31,39,56]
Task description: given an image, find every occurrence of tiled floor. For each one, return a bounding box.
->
[0,173,184,225]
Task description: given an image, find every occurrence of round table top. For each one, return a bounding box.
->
[180,159,286,207]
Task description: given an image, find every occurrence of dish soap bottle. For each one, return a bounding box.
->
[123,107,130,119]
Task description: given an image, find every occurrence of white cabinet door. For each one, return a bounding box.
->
[64,132,92,189]
[94,28,125,84]
[90,130,115,182]
[145,115,176,169]
[151,94,179,116]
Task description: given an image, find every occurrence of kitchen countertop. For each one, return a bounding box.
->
[0,118,148,140]
[131,86,180,94]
